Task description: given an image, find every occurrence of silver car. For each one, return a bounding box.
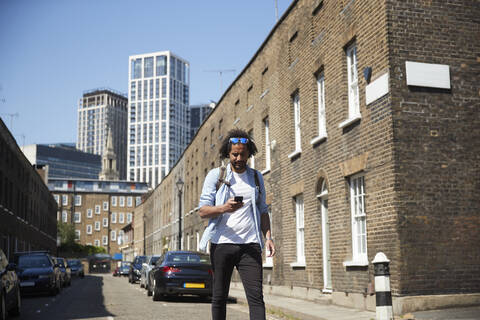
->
[140,255,162,290]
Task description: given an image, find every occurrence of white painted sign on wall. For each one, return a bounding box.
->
[405,61,451,89]
[366,72,389,105]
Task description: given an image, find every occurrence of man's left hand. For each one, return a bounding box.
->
[265,239,275,257]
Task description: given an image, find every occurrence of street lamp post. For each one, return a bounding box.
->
[143,214,146,255]
[176,178,184,250]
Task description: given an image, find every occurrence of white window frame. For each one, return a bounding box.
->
[340,43,361,128]
[136,197,142,206]
[103,201,109,211]
[290,195,305,267]
[119,196,125,207]
[119,212,125,224]
[75,230,80,241]
[127,196,133,207]
[111,230,117,241]
[288,92,302,158]
[62,195,68,206]
[74,195,82,206]
[95,205,101,215]
[94,239,100,246]
[127,213,132,223]
[62,211,68,223]
[344,174,368,266]
[54,195,60,205]
[311,73,327,145]
[103,218,108,227]
[86,225,92,235]
[111,196,117,207]
[74,212,81,223]
[111,212,117,224]
[87,209,93,218]
[94,221,101,231]
[263,117,271,173]
[102,236,108,245]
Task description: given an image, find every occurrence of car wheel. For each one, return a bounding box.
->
[10,287,21,317]
[152,280,162,301]
[1,292,6,320]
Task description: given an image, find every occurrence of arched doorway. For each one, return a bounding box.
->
[317,178,332,292]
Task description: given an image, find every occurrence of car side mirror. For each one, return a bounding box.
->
[6,263,16,271]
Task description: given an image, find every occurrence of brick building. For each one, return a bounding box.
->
[138,0,479,313]
[0,118,57,260]
[49,179,149,256]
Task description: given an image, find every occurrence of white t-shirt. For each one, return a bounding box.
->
[212,170,258,244]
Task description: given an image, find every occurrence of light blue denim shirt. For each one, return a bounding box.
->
[198,163,268,252]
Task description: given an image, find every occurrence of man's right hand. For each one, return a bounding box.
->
[222,198,244,213]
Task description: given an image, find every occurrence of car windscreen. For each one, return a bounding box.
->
[18,255,52,268]
[151,256,161,265]
[166,253,210,264]
[134,256,147,264]
[67,260,81,266]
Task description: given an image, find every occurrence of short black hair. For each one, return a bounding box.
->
[219,129,258,158]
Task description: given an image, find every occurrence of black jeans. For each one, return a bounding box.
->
[210,243,266,320]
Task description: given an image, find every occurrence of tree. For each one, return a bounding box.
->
[57,222,76,245]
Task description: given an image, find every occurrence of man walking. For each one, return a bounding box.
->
[198,129,275,320]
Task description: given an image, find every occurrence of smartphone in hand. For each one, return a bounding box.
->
[234,196,243,203]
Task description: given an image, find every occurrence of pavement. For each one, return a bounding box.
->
[228,287,480,320]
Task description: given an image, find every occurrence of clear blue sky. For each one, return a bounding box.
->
[0,0,291,146]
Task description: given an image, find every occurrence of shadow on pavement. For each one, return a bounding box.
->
[19,275,115,320]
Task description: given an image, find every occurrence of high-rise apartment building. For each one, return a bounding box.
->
[76,88,128,180]
[189,103,214,140]
[127,51,190,187]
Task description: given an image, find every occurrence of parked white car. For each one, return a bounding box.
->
[140,255,162,290]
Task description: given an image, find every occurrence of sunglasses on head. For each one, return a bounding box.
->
[229,137,249,144]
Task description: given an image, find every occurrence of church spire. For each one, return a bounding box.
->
[99,128,119,181]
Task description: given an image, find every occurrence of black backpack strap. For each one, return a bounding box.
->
[254,170,261,196]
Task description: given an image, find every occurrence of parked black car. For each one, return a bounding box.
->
[53,258,71,287]
[14,251,62,296]
[88,254,111,273]
[148,251,212,301]
[0,249,20,319]
[67,259,84,278]
[128,256,146,283]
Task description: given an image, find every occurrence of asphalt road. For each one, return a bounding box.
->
[16,274,286,320]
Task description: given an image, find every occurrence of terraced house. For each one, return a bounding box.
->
[137,0,480,314]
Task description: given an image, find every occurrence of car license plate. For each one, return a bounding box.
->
[184,283,205,288]
[20,282,35,287]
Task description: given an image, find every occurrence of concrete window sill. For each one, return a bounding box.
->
[261,168,271,175]
[288,149,302,159]
[343,259,368,267]
[310,134,327,146]
[338,114,362,129]
[290,261,306,268]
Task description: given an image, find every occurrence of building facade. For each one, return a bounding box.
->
[189,103,214,140]
[23,143,101,180]
[0,119,57,260]
[127,51,190,188]
[136,0,480,314]
[76,88,128,180]
[49,179,149,256]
